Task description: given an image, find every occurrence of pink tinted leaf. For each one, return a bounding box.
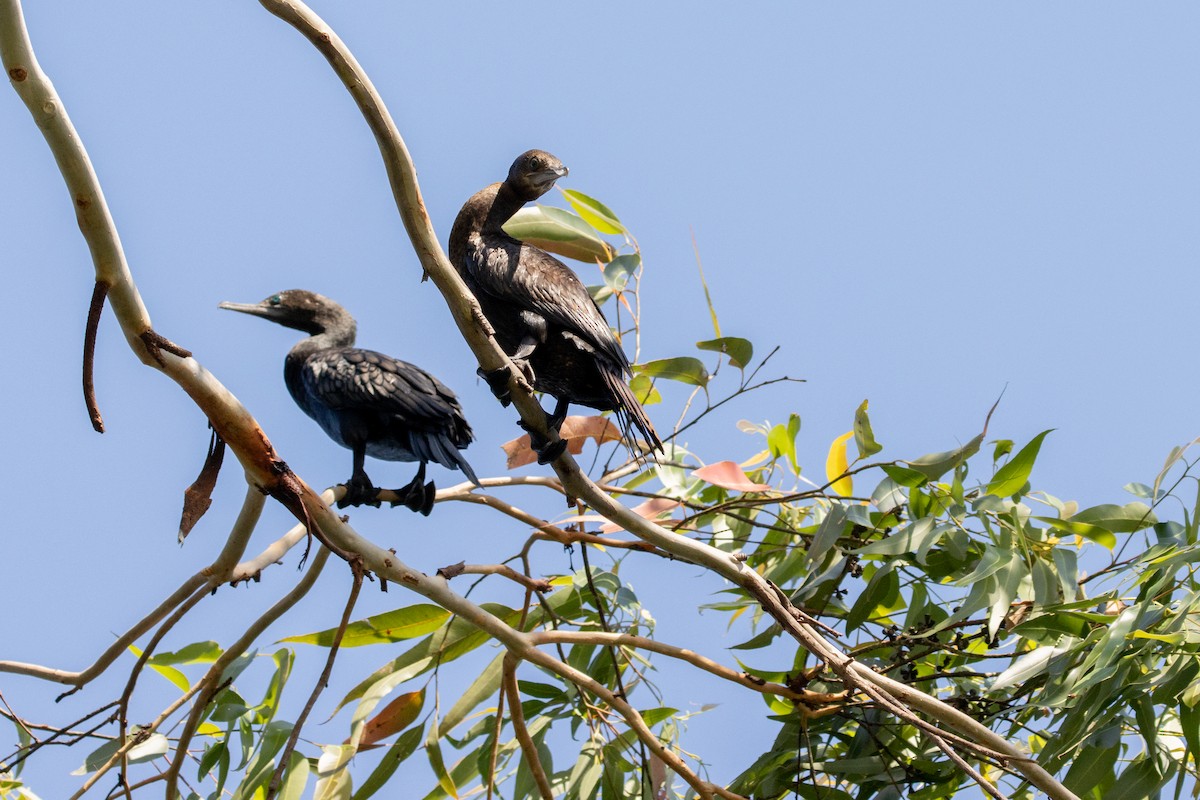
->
[600,497,681,533]
[692,461,771,493]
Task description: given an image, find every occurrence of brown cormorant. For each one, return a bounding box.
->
[449,149,662,462]
[220,290,478,514]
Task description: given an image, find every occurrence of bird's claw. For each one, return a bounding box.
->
[477,365,513,407]
[518,420,568,465]
[390,478,436,516]
[337,476,382,509]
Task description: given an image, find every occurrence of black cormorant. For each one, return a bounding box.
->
[448,149,662,462]
[220,290,478,514]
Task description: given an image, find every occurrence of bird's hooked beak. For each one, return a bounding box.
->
[532,164,568,189]
[219,300,283,322]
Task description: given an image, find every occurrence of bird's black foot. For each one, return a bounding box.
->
[546,398,570,433]
[518,420,568,465]
[337,475,382,508]
[390,478,437,516]
[477,365,513,407]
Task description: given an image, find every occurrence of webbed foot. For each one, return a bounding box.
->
[338,474,382,508]
[478,365,513,407]
[389,465,435,516]
[518,420,568,465]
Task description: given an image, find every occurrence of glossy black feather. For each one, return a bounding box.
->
[221,290,478,508]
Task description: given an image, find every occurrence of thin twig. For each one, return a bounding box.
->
[163,546,331,797]
[266,559,364,799]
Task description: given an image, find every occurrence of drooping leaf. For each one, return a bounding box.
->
[602,254,640,291]
[562,188,624,234]
[1069,502,1158,533]
[351,727,424,800]
[131,644,190,692]
[500,415,623,469]
[179,428,225,543]
[767,414,801,473]
[629,373,662,405]
[696,337,753,370]
[987,429,1053,498]
[503,206,614,263]
[279,750,311,800]
[826,432,854,496]
[853,400,883,458]
[1035,517,1117,550]
[438,654,505,737]
[906,434,984,481]
[147,641,222,665]
[634,357,709,387]
[282,605,450,648]
[692,461,770,493]
[599,497,681,533]
[357,690,424,749]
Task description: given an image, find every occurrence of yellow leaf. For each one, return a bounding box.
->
[826,432,854,496]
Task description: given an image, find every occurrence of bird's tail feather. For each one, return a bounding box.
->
[602,368,664,458]
[414,432,481,487]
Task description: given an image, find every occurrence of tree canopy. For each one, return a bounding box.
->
[2,3,1198,800]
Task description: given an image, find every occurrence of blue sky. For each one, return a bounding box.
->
[3,2,1199,797]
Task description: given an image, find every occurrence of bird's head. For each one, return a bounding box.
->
[505,149,568,201]
[219,289,351,336]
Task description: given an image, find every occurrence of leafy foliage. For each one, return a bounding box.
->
[6,149,1199,800]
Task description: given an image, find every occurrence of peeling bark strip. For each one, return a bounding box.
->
[138,328,192,367]
[83,280,107,433]
[178,427,226,543]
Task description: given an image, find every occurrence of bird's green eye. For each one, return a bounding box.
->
[269,294,282,306]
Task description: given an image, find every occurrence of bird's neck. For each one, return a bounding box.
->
[288,316,356,360]
[481,182,531,233]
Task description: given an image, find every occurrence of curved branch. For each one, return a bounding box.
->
[502,654,554,800]
[248,4,1079,798]
[0,574,206,686]
[530,631,846,705]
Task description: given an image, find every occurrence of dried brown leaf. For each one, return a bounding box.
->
[501,415,623,469]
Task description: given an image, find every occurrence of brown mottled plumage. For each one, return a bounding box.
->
[449,150,662,459]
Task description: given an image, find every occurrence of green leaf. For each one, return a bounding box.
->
[696,337,753,369]
[767,414,801,474]
[425,714,456,799]
[880,464,928,488]
[628,373,661,406]
[337,603,524,714]
[562,189,624,234]
[1035,516,1118,549]
[603,254,640,291]
[351,727,424,800]
[130,645,190,692]
[279,750,311,800]
[282,604,451,648]
[906,433,984,481]
[503,205,614,263]
[148,641,222,665]
[853,399,883,458]
[439,654,504,736]
[634,357,709,387]
[845,564,899,633]
[1069,502,1158,533]
[987,430,1052,498]
[990,641,1074,691]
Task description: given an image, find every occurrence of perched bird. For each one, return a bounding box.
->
[448,149,662,463]
[220,290,478,514]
